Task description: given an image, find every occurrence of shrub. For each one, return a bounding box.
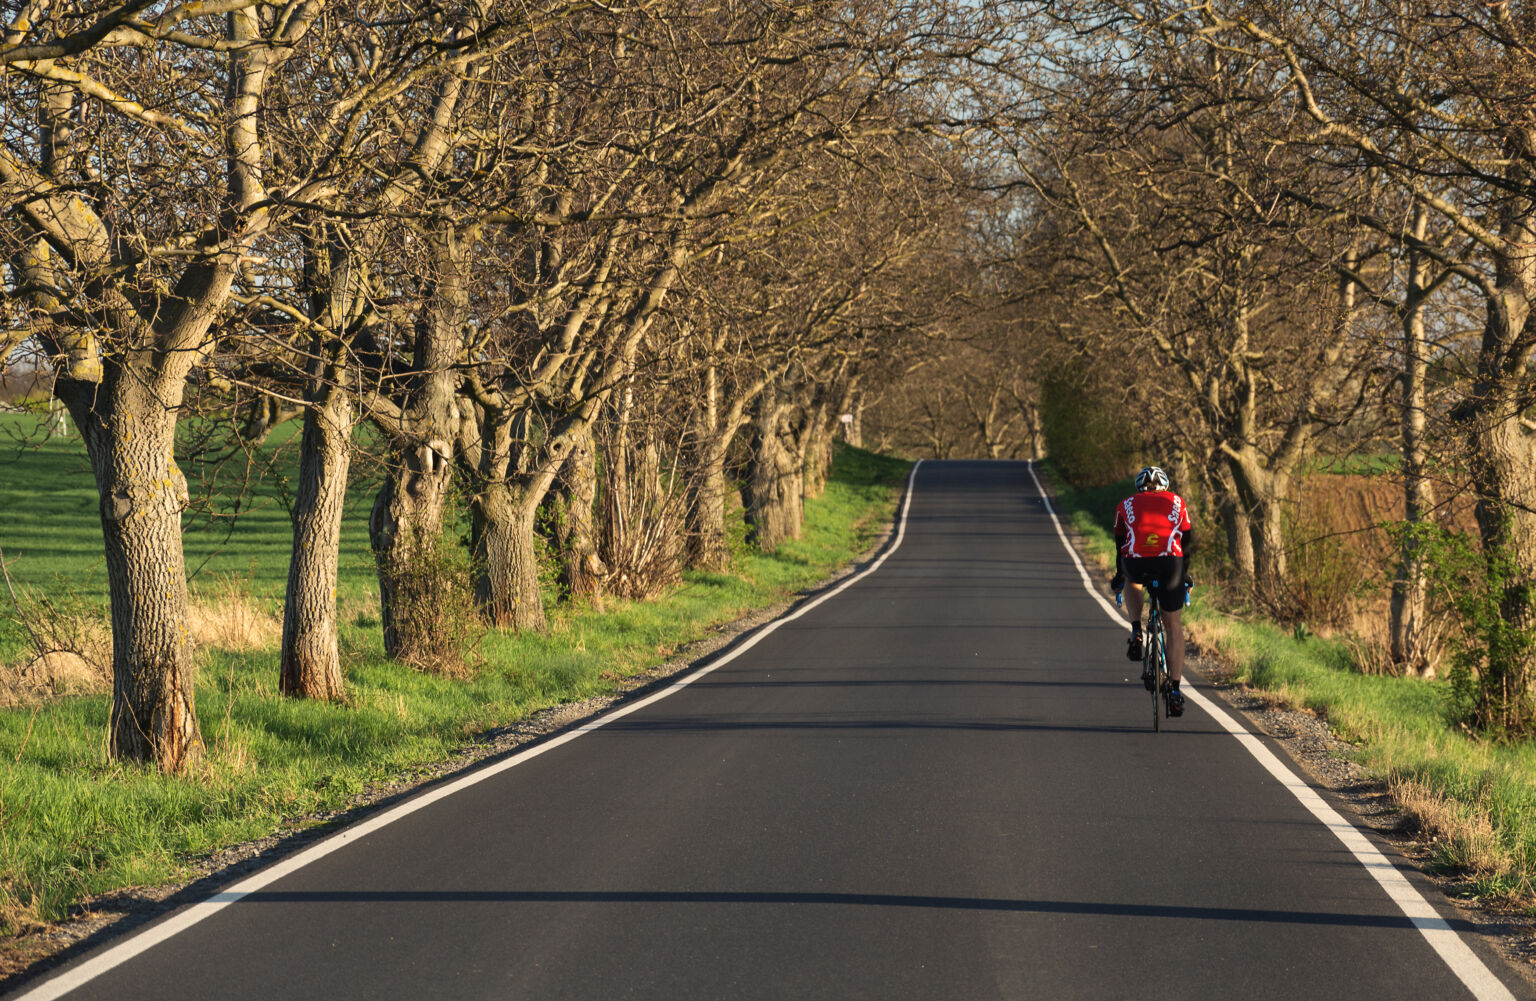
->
[1037,365,1140,488]
[1405,522,1536,736]
[384,533,485,677]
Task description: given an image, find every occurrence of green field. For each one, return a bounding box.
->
[0,414,377,644]
[0,414,911,935]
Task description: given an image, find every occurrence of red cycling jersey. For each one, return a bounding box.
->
[1114,490,1192,559]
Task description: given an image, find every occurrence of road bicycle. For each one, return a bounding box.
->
[1117,581,1178,732]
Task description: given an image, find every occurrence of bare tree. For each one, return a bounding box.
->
[2,2,327,769]
[449,1,1014,621]
[1190,0,1536,726]
[1007,9,1379,603]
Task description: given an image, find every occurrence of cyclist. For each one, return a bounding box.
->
[1110,465,1195,716]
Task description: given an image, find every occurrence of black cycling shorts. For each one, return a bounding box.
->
[1124,555,1186,613]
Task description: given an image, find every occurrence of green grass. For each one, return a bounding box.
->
[0,420,910,934]
[0,413,380,660]
[1304,452,1402,476]
[1038,464,1125,563]
[1037,458,1536,905]
[1197,621,1536,901]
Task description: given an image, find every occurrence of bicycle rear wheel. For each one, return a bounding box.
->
[1155,626,1170,729]
[1146,616,1165,731]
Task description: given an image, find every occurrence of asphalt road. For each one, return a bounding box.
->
[12,460,1527,1000]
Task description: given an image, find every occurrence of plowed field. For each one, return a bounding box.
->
[1294,473,1476,562]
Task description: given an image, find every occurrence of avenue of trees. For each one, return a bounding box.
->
[1,1,1046,771]
[9,0,1536,761]
[863,2,1536,736]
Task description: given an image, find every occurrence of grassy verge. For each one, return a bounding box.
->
[1192,618,1536,902]
[1037,459,1536,908]
[0,433,909,936]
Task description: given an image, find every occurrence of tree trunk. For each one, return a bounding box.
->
[1022,393,1043,460]
[241,396,291,445]
[471,480,547,632]
[280,383,352,700]
[1225,453,1287,595]
[683,360,735,572]
[554,427,603,599]
[1390,214,1435,676]
[1452,183,1536,730]
[46,397,69,438]
[370,436,454,657]
[801,409,832,501]
[846,397,865,449]
[1465,398,1536,730]
[64,377,202,771]
[744,389,802,551]
[1460,277,1536,730]
[1214,468,1256,578]
[685,433,732,572]
[371,225,464,658]
[1249,491,1288,596]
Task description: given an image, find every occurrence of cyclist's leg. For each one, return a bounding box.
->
[1160,556,1186,683]
[1124,581,1144,624]
[1122,582,1147,661]
[1163,608,1183,683]
[1122,558,1153,662]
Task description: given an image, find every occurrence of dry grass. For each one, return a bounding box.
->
[1389,777,1530,900]
[0,611,111,707]
[1,576,282,708]
[186,576,281,653]
[1287,473,1466,674]
[1186,614,1249,672]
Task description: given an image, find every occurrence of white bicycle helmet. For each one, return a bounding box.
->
[1135,465,1169,492]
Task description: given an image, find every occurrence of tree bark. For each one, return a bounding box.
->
[554,427,603,599]
[370,435,455,657]
[744,387,803,551]
[685,434,732,572]
[1224,451,1289,598]
[1390,210,1435,676]
[1217,498,1256,579]
[845,395,865,449]
[1210,460,1259,577]
[684,360,733,572]
[471,479,547,631]
[281,382,352,700]
[800,398,833,502]
[1459,281,1536,730]
[371,225,465,658]
[1022,393,1043,460]
[64,376,202,771]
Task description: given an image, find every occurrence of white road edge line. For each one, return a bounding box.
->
[1025,459,1516,1001]
[16,464,926,1001]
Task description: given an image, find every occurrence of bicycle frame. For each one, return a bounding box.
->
[1118,578,1172,731]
